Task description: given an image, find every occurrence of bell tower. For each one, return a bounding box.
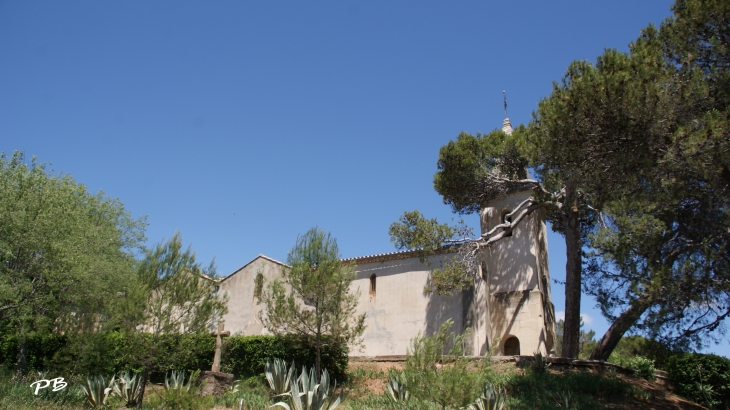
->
[476,97,557,356]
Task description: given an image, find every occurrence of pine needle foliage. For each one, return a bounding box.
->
[403,319,484,410]
[259,228,365,380]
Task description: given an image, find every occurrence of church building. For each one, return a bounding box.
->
[216,117,557,357]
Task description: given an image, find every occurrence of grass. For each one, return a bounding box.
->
[0,370,86,410]
[215,377,270,410]
[0,364,676,409]
[342,362,658,410]
[502,369,636,409]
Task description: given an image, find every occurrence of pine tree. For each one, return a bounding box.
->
[259,228,365,379]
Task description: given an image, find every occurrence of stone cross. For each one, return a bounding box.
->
[210,323,230,373]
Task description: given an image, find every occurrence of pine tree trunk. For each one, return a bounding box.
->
[561,182,582,359]
[315,332,322,383]
[16,337,27,376]
[136,365,150,409]
[589,300,650,361]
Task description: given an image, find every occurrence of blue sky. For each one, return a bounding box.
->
[2,1,726,357]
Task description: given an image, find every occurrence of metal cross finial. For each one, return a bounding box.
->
[503,90,508,118]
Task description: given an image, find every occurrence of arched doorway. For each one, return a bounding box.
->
[504,336,520,355]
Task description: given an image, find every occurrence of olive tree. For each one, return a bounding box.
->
[0,151,146,373]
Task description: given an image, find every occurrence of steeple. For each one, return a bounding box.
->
[502,90,513,135]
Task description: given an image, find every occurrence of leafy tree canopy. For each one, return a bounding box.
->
[0,151,146,335]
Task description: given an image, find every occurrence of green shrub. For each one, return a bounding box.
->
[0,332,348,384]
[41,332,214,381]
[626,356,656,381]
[0,332,67,372]
[222,335,348,382]
[233,391,269,410]
[666,353,730,409]
[607,336,674,369]
[402,320,486,409]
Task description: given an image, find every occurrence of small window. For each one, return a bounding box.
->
[254,273,264,298]
[501,210,513,237]
[369,273,376,296]
[504,336,520,355]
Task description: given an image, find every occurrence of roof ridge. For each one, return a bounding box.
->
[219,254,290,283]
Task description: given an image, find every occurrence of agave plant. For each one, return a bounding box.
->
[385,371,410,403]
[79,375,116,409]
[531,351,551,373]
[165,370,188,391]
[272,367,343,410]
[265,358,296,397]
[164,369,199,391]
[469,383,507,410]
[113,371,143,406]
[556,390,573,409]
[298,365,318,394]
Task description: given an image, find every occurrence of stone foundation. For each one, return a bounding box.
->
[198,370,234,396]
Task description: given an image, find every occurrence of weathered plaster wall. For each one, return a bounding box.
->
[469,273,491,356]
[350,254,466,356]
[480,190,555,355]
[217,255,286,335]
[480,190,541,294]
[489,290,548,355]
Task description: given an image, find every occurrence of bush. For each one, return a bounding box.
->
[41,332,215,381]
[0,332,67,372]
[0,332,348,383]
[402,319,486,409]
[626,356,656,381]
[666,353,730,409]
[222,335,348,382]
[607,336,674,369]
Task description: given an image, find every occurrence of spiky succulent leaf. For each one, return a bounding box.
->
[556,390,573,408]
[266,358,295,397]
[113,371,142,406]
[531,351,551,373]
[80,375,115,408]
[386,371,410,403]
[469,383,507,410]
[272,365,342,410]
